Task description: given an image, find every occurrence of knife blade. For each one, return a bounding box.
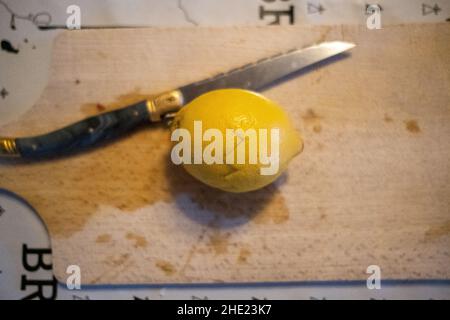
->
[180,41,355,104]
[0,41,355,158]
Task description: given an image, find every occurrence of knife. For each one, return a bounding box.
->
[0,41,354,158]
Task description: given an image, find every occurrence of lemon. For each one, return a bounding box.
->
[170,89,303,193]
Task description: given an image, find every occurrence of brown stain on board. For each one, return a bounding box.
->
[96,233,112,244]
[405,120,421,134]
[92,253,131,283]
[0,88,290,239]
[237,248,251,264]
[302,109,323,134]
[104,253,130,267]
[384,114,393,123]
[156,260,176,276]
[252,189,290,225]
[208,232,231,255]
[301,109,322,124]
[96,103,106,112]
[126,232,148,248]
[424,221,450,242]
[313,124,322,133]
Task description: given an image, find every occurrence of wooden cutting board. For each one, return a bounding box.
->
[0,24,449,284]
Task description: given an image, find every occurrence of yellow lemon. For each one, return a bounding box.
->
[170,89,303,193]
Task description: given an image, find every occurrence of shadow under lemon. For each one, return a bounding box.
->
[163,151,290,229]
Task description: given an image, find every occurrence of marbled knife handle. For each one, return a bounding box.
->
[0,90,184,158]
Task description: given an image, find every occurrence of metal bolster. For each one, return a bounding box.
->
[0,137,20,157]
[146,90,184,122]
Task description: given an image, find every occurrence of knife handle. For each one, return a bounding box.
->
[0,90,183,159]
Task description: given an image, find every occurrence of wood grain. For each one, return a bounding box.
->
[0,24,449,284]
